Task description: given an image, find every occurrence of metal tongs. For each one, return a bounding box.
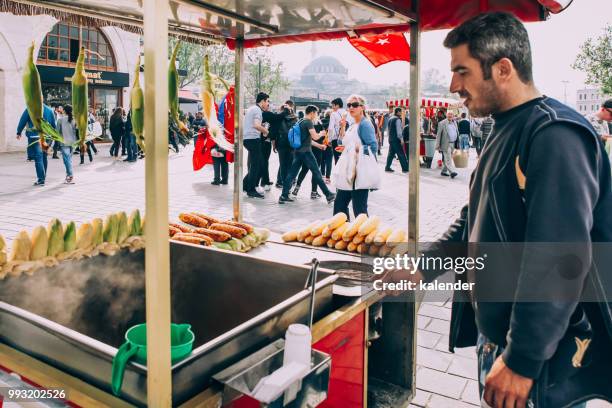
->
[304,258,320,329]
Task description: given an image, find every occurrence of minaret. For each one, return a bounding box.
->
[310,42,318,61]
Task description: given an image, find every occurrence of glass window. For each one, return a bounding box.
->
[82,29,88,41]
[90,30,98,42]
[48,48,58,60]
[48,35,58,47]
[38,47,46,60]
[70,26,79,38]
[60,37,69,49]
[51,25,58,34]
[59,50,69,62]
[59,24,68,36]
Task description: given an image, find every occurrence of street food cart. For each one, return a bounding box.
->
[0,0,570,406]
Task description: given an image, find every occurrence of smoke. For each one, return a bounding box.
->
[0,249,146,347]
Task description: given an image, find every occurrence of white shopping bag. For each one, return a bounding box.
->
[332,147,356,190]
[430,150,442,169]
[355,149,381,190]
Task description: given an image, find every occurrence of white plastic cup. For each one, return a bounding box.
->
[283,324,311,367]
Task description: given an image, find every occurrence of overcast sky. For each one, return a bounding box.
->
[269,1,610,106]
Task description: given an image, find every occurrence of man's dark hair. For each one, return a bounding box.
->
[443,12,533,84]
[305,105,319,115]
[331,98,343,108]
[256,92,269,104]
[285,100,295,107]
[394,107,403,115]
[461,112,466,118]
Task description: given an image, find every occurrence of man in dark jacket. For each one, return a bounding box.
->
[385,107,409,173]
[273,100,297,188]
[385,12,611,408]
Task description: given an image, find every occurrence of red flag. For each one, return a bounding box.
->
[223,86,235,163]
[192,127,215,171]
[348,33,410,67]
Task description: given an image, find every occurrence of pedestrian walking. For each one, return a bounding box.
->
[327,98,346,164]
[109,107,125,160]
[243,92,270,198]
[435,111,459,178]
[278,105,335,204]
[292,117,327,199]
[332,95,378,219]
[273,101,297,189]
[55,104,78,184]
[261,108,281,191]
[16,104,56,186]
[51,105,64,159]
[385,107,409,173]
[386,12,612,408]
[470,118,484,156]
[124,110,138,162]
[458,112,471,150]
[320,110,333,183]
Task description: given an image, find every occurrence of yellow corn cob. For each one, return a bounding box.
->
[169,42,189,135]
[131,55,145,150]
[22,42,63,149]
[71,47,88,148]
[202,54,215,124]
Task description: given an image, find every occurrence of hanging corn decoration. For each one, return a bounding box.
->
[130,55,145,150]
[201,54,234,152]
[168,42,189,135]
[22,42,64,149]
[71,47,89,148]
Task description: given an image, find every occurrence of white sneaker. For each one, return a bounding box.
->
[255,186,265,194]
[264,184,271,192]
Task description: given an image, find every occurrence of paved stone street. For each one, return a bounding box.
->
[0,143,607,408]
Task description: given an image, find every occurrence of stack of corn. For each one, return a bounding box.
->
[0,209,145,279]
[130,55,145,150]
[282,214,407,256]
[169,212,269,252]
[0,235,6,274]
[22,42,64,149]
[71,46,88,148]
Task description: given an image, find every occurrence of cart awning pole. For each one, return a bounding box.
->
[144,0,172,405]
[233,38,245,222]
[408,9,421,253]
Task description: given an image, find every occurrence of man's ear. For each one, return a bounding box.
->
[495,58,514,82]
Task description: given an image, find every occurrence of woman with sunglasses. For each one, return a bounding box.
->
[333,95,379,219]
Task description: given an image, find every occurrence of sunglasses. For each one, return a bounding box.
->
[347,102,362,108]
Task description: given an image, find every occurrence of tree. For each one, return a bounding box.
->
[168,40,234,88]
[572,24,612,95]
[422,68,449,95]
[245,48,291,102]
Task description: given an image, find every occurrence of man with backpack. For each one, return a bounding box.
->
[273,100,297,189]
[384,12,612,408]
[279,105,336,204]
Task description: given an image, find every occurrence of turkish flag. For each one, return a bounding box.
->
[348,33,410,68]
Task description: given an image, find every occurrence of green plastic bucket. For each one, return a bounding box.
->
[111,323,194,396]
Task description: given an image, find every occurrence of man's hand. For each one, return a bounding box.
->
[16,134,22,140]
[484,356,533,408]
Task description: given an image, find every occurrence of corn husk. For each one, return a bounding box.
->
[103,214,119,244]
[128,209,142,236]
[91,218,104,247]
[72,47,88,147]
[22,42,63,148]
[168,42,188,135]
[30,226,48,261]
[116,212,129,244]
[47,218,64,257]
[0,251,7,267]
[10,231,31,262]
[64,222,77,252]
[131,55,145,150]
[76,223,94,250]
[201,54,233,152]
[0,234,6,252]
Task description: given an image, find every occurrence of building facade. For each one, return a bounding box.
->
[0,13,140,152]
[576,88,610,115]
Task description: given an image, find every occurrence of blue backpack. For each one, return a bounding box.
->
[287,120,302,149]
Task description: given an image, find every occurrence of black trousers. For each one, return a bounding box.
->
[260,140,272,186]
[473,137,483,155]
[282,151,332,198]
[331,139,341,163]
[243,138,263,193]
[110,133,121,157]
[79,141,94,163]
[277,147,293,186]
[333,189,369,220]
[213,156,228,183]
[297,147,323,193]
[321,146,333,178]
[121,132,129,155]
[386,137,409,172]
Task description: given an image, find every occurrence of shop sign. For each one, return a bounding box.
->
[37,65,129,87]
